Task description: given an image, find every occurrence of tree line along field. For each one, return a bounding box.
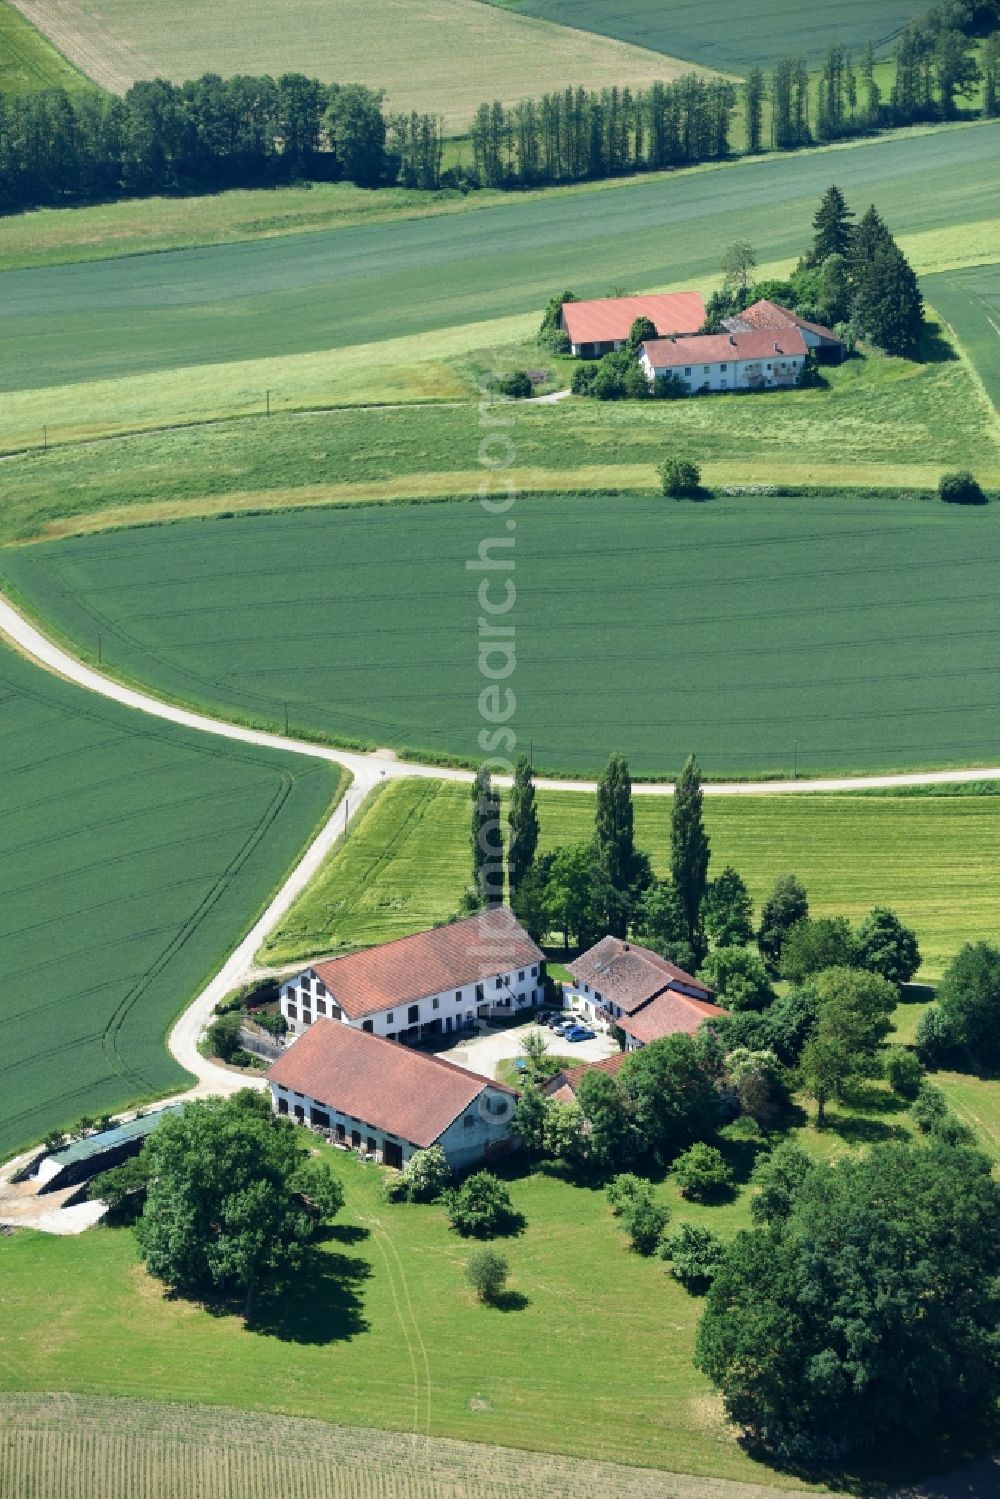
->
[0,123,994,432]
[9,0,694,128]
[0,642,340,1158]
[922,262,1000,412]
[260,778,1000,982]
[494,0,915,75]
[6,491,1000,780]
[0,0,91,96]
[0,1397,830,1499]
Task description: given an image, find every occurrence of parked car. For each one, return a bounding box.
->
[564,1026,595,1042]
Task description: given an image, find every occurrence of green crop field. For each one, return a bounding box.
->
[12,0,689,128]
[924,263,1000,412]
[262,778,1000,981]
[0,643,340,1157]
[6,491,1000,780]
[0,123,995,429]
[495,0,914,74]
[0,0,90,96]
[0,1394,830,1499]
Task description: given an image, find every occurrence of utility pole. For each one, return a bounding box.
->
[793,739,798,780]
[266,389,271,418]
[283,700,289,735]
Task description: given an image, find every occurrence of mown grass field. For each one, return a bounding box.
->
[0,0,90,95]
[0,643,340,1158]
[495,0,914,74]
[2,328,994,543]
[0,1097,961,1490]
[6,491,1000,780]
[14,0,691,127]
[924,262,1000,412]
[261,779,1000,980]
[0,1394,827,1499]
[0,122,994,439]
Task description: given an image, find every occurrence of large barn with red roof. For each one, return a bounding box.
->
[266,1021,517,1171]
[279,906,544,1044]
[560,292,705,358]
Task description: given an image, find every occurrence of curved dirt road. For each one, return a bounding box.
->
[3,586,1000,1199]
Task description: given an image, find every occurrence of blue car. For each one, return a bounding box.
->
[564,1025,595,1042]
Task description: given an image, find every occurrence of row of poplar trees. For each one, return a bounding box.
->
[470,751,713,969]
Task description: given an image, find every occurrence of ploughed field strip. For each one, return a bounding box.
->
[8,0,689,126]
[0,124,995,401]
[923,263,1000,412]
[0,642,339,1158]
[0,1393,829,1499]
[262,778,1000,981]
[6,492,1000,780]
[501,0,915,74]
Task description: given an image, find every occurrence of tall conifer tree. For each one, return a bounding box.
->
[670,755,710,956]
[506,754,539,900]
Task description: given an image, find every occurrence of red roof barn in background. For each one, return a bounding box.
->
[561,292,705,356]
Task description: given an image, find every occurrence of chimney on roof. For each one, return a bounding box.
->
[729,334,736,346]
[774,341,780,352]
[622,942,630,951]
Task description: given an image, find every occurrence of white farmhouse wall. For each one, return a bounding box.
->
[268,1080,515,1172]
[641,348,804,392]
[280,963,544,1039]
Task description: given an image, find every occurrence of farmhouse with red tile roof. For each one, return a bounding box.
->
[566,937,722,1051]
[640,327,808,393]
[266,1021,517,1171]
[543,1051,630,1105]
[279,906,545,1044]
[561,292,705,358]
[724,299,845,362]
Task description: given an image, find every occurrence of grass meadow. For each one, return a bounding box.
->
[16,0,690,128]
[0,123,994,438]
[6,491,1000,780]
[2,326,996,541]
[924,263,1000,413]
[0,0,91,96]
[261,778,1000,980]
[0,1093,966,1491]
[496,0,914,74]
[0,1394,817,1499]
[0,643,340,1157]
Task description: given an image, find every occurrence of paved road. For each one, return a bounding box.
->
[3,586,1000,1210]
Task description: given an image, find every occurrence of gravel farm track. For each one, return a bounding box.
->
[3,584,1000,1124]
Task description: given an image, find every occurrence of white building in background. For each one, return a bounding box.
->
[640,327,808,393]
[279,906,545,1044]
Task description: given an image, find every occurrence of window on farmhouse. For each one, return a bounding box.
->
[362,1020,374,1033]
[495,977,503,990]
[316,998,326,1016]
[408,1004,419,1024]
[464,1115,475,1129]
[476,984,484,1001]
[287,1003,297,1020]
[432,997,439,1010]
[720,363,727,371]
[455,990,462,1002]
[303,1011,312,1025]
[531,965,538,976]
[300,976,311,993]
[684,367,691,375]
[386,1012,394,1024]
